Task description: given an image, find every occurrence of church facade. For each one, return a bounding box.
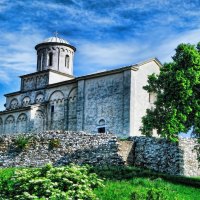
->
[0,36,161,136]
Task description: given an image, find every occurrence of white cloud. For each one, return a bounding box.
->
[74,28,200,76]
[27,1,116,27]
[0,70,10,83]
[155,28,200,62]
[0,29,44,83]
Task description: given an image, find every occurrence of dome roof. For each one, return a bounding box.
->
[41,36,70,44]
[35,36,76,51]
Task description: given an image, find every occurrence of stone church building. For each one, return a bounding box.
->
[0,36,161,136]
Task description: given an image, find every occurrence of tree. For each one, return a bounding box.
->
[141,43,200,141]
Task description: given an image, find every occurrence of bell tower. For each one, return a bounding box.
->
[20,35,76,92]
[35,35,76,76]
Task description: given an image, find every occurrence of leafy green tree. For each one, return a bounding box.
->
[141,43,200,141]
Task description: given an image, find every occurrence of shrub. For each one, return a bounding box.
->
[49,138,60,149]
[14,135,32,151]
[0,164,104,200]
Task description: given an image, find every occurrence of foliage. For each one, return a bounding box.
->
[1,166,200,200]
[14,135,32,151]
[48,138,61,149]
[140,43,200,140]
[0,164,104,200]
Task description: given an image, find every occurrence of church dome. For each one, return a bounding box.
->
[35,36,76,51]
[42,36,70,44]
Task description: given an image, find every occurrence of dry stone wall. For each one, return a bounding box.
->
[0,131,124,167]
[0,132,199,177]
[130,137,200,177]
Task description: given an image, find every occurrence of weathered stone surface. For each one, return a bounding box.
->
[0,132,199,177]
[0,131,124,167]
[129,137,200,177]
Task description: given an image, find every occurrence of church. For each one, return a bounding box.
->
[0,36,161,136]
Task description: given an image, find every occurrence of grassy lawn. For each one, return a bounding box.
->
[0,166,200,200]
[94,178,200,200]
[92,166,200,200]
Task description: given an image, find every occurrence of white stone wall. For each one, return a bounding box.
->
[130,61,160,136]
[49,71,73,84]
[1,81,78,134]
[79,71,131,135]
[0,111,30,134]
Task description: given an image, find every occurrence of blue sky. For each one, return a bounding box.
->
[0,0,200,110]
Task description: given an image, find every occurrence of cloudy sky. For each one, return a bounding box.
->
[0,0,200,109]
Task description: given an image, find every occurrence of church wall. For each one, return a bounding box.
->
[67,87,77,131]
[1,81,78,135]
[49,71,72,84]
[6,89,46,110]
[21,72,49,92]
[130,61,160,136]
[0,110,31,134]
[30,105,46,133]
[79,72,131,135]
[76,80,85,131]
[45,83,77,131]
[58,47,74,75]
[6,95,21,110]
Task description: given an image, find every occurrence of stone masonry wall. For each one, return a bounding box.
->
[0,133,199,177]
[0,131,124,167]
[130,137,200,177]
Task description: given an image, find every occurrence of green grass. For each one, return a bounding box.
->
[0,166,200,200]
[92,166,200,200]
[94,178,200,200]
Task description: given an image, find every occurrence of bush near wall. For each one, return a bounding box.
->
[0,164,103,200]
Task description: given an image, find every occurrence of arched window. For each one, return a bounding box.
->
[49,52,53,66]
[65,55,69,68]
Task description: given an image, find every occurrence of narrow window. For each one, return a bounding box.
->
[51,105,54,113]
[40,54,43,71]
[49,52,53,66]
[37,55,41,71]
[65,55,69,68]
